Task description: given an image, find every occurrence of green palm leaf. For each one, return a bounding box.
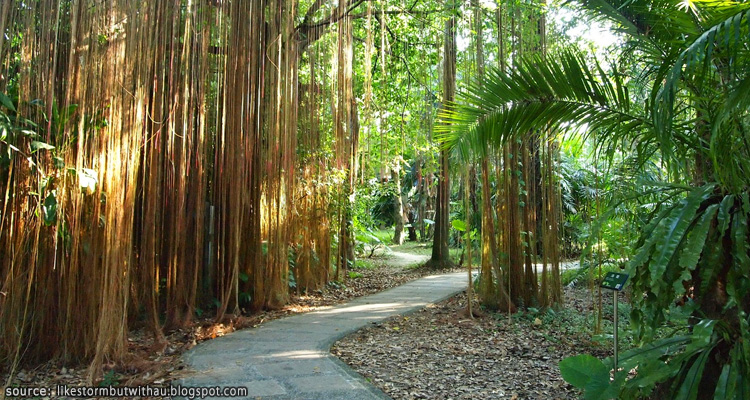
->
[656,6,750,137]
[437,49,647,156]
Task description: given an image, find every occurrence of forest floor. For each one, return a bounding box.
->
[4,242,611,400]
[3,241,448,395]
[331,287,614,400]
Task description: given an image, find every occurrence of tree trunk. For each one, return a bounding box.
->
[426,0,457,269]
[407,205,418,241]
[392,167,405,245]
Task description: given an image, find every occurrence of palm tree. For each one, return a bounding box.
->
[439,0,750,397]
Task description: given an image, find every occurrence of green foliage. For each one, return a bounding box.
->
[99,370,120,387]
[562,317,750,399]
[441,0,750,396]
[237,272,253,306]
[437,49,642,158]
[42,192,57,226]
[559,354,619,400]
[354,226,391,258]
[0,92,43,153]
[628,189,750,347]
[450,219,466,232]
[370,181,400,226]
[0,92,15,112]
[352,259,376,270]
[561,261,621,288]
[327,280,346,290]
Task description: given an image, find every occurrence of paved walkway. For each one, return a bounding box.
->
[178,272,467,399]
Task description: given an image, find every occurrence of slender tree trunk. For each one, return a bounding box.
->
[427,0,457,269]
[522,138,540,307]
[464,165,474,318]
[392,166,405,245]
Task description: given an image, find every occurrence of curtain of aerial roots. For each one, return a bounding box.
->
[334,1,357,278]
[0,0,309,377]
[257,0,298,310]
[295,19,334,293]
[360,0,374,183]
[483,137,562,311]
[478,3,562,311]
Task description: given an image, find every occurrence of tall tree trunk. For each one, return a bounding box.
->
[522,138,540,307]
[392,165,405,245]
[464,165,474,317]
[427,0,457,269]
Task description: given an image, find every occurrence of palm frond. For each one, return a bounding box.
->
[655,4,750,135]
[436,49,648,157]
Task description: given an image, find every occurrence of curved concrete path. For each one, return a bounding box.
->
[178,272,466,399]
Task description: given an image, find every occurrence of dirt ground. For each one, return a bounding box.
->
[1,243,439,396]
[332,288,612,400]
[3,243,607,400]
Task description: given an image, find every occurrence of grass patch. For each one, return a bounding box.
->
[353,259,377,270]
[402,262,423,270]
[370,228,393,243]
[396,241,432,255]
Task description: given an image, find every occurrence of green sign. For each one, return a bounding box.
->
[601,272,629,291]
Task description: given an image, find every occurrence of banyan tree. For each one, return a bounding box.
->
[0,0,565,383]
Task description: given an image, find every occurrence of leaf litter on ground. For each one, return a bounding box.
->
[0,245,440,399]
[332,287,613,400]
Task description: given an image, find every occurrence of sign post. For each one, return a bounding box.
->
[600,272,629,370]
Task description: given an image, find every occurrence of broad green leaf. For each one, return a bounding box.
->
[699,228,723,295]
[731,212,750,272]
[714,363,733,399]
[675,350,710,400]
[31,140,55,153]
[678,204,718,271]
[559,354,609,389]
[361,229,383,244]
[685,319,716,354]
[451,219,466,232]
[628,203,675,272]
[718,195,735,236]
[726,213,750,309]
[650,185,714,292]
[627,228,658,271]
[674,204,719,294]
[617,336,692,371]
[727,340,750,397]
[624,357,679,393]
[0,92,15,111]
[584,375,618,400]
[42,192,57,226]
